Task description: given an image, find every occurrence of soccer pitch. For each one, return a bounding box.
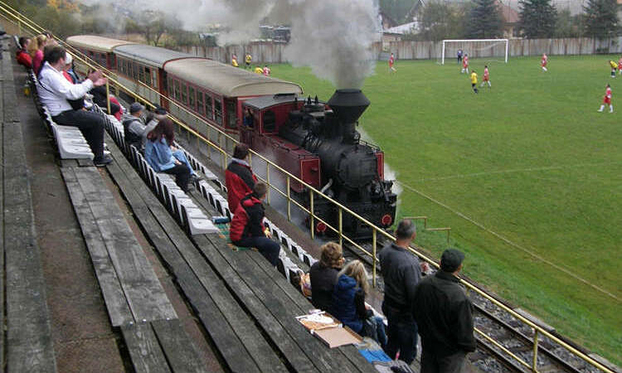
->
[270,55,622,365]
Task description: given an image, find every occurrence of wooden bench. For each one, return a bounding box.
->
[103,134,288,372]
[191,202,377,373]
[2,43,57,372]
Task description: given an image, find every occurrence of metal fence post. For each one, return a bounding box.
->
[309,189,314,240]
[266,163,271,205]
[338,207,343,246]
[286,176,291,221]
[105,81,111,114]
[372,228,377,288]
[532,330,539,372]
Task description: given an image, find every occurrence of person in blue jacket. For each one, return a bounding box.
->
[145,118,199,192]
[332,260,387,347]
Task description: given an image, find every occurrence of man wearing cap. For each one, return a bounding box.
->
[379,219,423,364]
[413,249,476,373]
[122,102,146,150]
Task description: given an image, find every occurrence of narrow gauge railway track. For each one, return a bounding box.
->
[339,241,606,373]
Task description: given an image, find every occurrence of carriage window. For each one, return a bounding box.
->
[226,100,237,128]
[263,110,276,132]
[144,67,151,86]
[133,63,139,80]
[205,94,213,119]
[152,70,158,89]
[189,87,195,110]
[214,99,222,125]
[174,80,180,101]
[197,91,204,115]
[138,65,145,83]
[181,83,188,105]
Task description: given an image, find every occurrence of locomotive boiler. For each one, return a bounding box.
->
[273,89,397,239]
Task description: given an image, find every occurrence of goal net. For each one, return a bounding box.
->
[439,39,509,65]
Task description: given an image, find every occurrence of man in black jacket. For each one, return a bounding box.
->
[413,249,476,373]
[379,219,422,364]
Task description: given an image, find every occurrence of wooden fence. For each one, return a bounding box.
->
[179,37,622,64]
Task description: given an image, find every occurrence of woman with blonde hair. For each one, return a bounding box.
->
[332,260,387,347]
[29,34,47,74]
[309,242,344,311]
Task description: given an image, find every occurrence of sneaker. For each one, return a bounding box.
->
[94,154,113,167]
[190,174,203,184]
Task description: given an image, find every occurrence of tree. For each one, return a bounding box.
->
[415,1,469,41]
[555,9,584,38]
[467,0,503,38]
[584,0,619,40]
[518,0,557,38]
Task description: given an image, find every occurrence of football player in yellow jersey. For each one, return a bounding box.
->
[609,60,617,78]
[245,53,252,69]
[470,70,478,94]
[254,66,264,74]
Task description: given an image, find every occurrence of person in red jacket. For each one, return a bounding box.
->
[16,36,32,69]
[225,143,257,212]
[230,183,280,266]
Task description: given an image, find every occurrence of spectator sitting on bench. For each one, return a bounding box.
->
[16,36,32,69]
[226,143,257,212]
[145,118,200,192]
[332,260,387,348]
[230,182,280,266]
[142,106,167,150]
[61,53,76,83]
[30,34,47,75]
[37,46,112,166]
[310,242,344,311]
[122,102,146,151]
[90,85,122,120]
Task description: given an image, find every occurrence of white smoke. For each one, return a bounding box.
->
[78,0,380,88]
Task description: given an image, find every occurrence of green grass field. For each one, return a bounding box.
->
[270,55,622,366]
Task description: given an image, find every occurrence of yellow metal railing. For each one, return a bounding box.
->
[0,4,614,372]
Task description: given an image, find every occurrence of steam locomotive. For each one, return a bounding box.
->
[241,89,397,239]
[66,35,397,240]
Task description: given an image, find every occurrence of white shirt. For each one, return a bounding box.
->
[37,61,94,116]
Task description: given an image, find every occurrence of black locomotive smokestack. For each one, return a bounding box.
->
[328,89,370,124]
[327,89,370,143]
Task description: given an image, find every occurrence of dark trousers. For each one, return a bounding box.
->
[421,349,467,373]
[234,236,280,266]
[382,302,418,364]
[53,110,105,159]
[163,164,191,192]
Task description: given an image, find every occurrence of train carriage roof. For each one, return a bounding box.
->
[164,58,303,98]
[113,44,192,68]
[66,35,135,53]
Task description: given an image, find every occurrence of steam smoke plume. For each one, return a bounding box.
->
[79,0,380,88]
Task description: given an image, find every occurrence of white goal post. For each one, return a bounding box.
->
[441,39,509,64]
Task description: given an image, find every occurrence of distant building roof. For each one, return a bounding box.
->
[384,22,419,35]
[501,4,520,24]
